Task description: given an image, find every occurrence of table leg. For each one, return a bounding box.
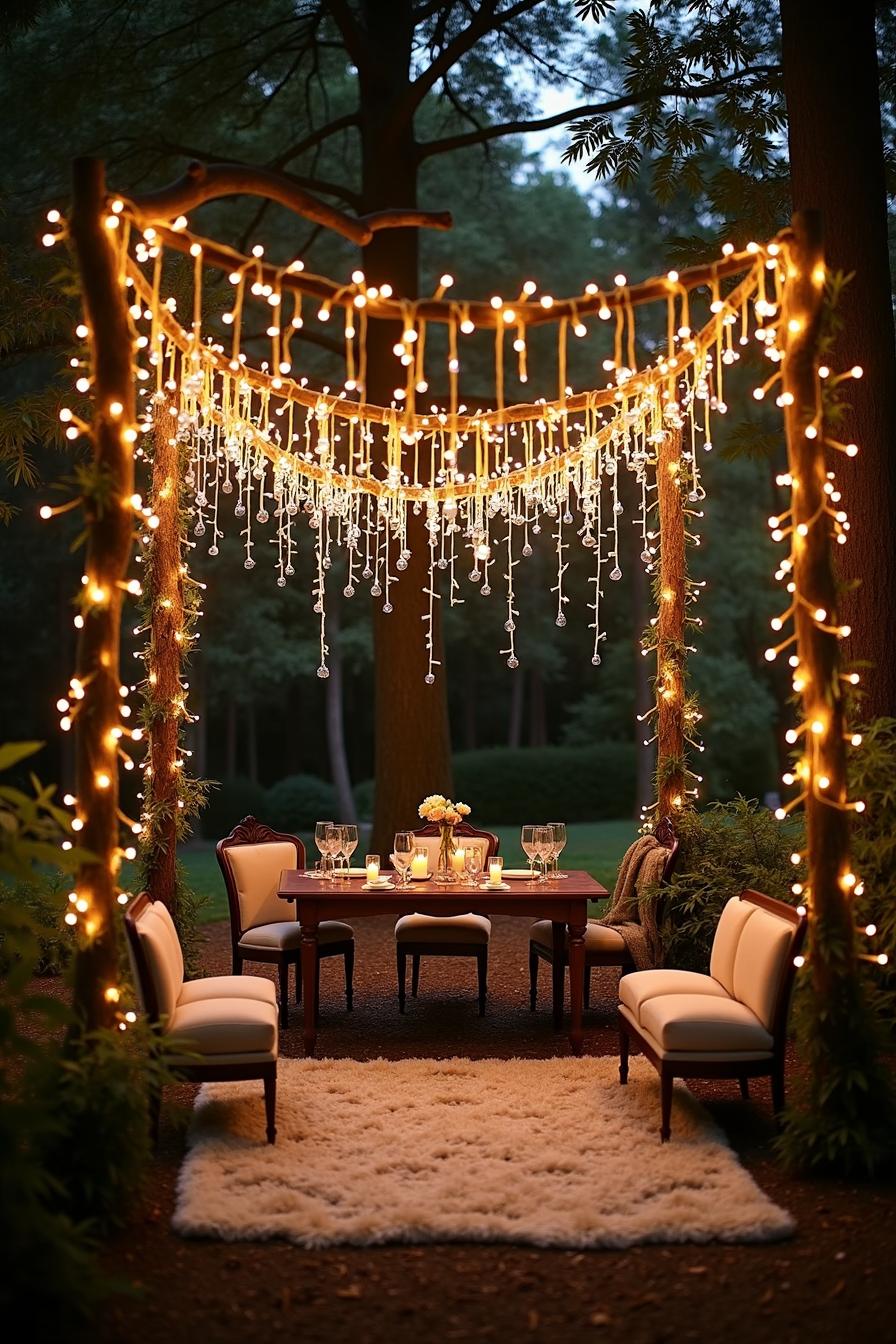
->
[551,921,565,1031]
[567,918,586,1056]
[301,920,319,1056]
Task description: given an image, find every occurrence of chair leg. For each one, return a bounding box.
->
[411,953,421,998]
[660,1068,673,1142]
[584,965,592,1011]
[477,949,488,1017]
[232,949,242,976]
[263,1067,277,1145]
[149,1083,162,1150]
[295,958,301,1004]
[278,961,289,1030]
[619,1017,629,1085]
[739,1076,750,1102]
[397,947,407,1013]
[528,944,539,1011]
[314,954,320,1025]
[345,943,354,1012]
[771,1058,786,1118]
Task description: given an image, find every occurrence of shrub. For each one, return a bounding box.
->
[452,744,636,823]
[265,773,337,833]
[0,875,71,976]
[850,717,896,1031]
[200,776,267,839]
[660,797,802,972]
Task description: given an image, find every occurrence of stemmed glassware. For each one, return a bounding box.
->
[548,822,567,878]
[315,820,335,880]
[340,823,359,875]
[393,831,415,886]
[464,845,484,888]
[521,825,538,879]
[532,826,553,882]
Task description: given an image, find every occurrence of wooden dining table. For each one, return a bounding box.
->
[278,869,609,1057]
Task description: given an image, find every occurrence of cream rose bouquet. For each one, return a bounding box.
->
[418,795,471,880]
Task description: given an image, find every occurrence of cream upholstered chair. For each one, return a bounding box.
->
[618,889,807,1141]
[529,818,678,1023]
[217,816,354,1029]
[394,821,499,1016]
[123,892,278,1143]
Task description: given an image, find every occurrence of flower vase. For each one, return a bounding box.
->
[434,822,458,884]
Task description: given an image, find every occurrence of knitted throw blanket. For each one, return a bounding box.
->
[595,835,667,970]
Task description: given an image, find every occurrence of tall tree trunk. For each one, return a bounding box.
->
[780,0,896,719]
[508,666,524,748]
[67,158,135,1031]
[360,0,452,853]
[246,702,258,784]
[226,695,237,779]
[325,585,358,825]
[656,428,687,818]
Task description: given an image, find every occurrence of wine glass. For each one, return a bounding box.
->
[548,822,567,878]
[315,820,335,880]
[521,825,538,879]
[340,823,359,874]
[393,830,415,886]
[532,826,553,883]
[465,845,484,887]
[324,822,343,879]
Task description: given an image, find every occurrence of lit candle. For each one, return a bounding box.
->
[411,849,429,879]
[488,858,504,887]
[366,855,380,884]
[451,846,466,876]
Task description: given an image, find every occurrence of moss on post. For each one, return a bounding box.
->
[655,425,688,819]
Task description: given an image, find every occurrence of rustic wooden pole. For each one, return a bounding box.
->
[779,211,855,990]
[67,157,135,1031]
[142,392,185,910]
[655,425,688,818]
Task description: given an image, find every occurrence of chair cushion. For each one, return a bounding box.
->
[150,899,185,986]
[225,841,299,932]
[732,905,796,1031]
[530,920,626,955]
[136,903,184,1020]
[639,993,774,1053]
[178,975,277,1007]
[619,969,729,1021]
[239,920,353,951]
[166,996,278,1056]
[710,897,757,995]
[395,913,491,944]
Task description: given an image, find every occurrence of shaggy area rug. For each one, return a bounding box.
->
[173,1056,794,1249]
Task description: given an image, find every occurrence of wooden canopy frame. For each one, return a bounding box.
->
[61,156,859,1051]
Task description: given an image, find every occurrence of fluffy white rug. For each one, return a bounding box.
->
[173,1055,793,1249]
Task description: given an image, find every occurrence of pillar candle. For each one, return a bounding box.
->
[411,850,429,879]
[366,858,380,883]
[451,846,466,875]
[489,859,504,887]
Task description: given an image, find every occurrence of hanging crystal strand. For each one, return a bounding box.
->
[609,437,622,581]
[344,489,358,597]
[382,511,393,613]
[502,512,519,668]
[448,496,462,606]
[314,508,329,679]
[362,492,373,581]
[371,502,384,598]
[552,479,569,627]
[423,500,441,684]
[589,448,605,665]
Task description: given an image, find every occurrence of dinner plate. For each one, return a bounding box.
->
[362,879,395,891]
[502,868,539,880]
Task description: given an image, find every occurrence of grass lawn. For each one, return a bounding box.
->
[122,820,636,924]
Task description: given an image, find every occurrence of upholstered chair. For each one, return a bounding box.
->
[216,816,354,1029]
[394,821,499,1016]
[528,818,678,1024]
[618,889,808,1141]
[123,892,278,1143]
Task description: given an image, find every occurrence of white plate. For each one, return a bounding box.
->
[362,879,395,891]
[502,868,539,880]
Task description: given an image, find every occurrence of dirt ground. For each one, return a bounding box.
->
[94,915,895,1344]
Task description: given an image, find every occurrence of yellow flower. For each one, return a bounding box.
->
[456,802,471,816]
[444,809,459,825]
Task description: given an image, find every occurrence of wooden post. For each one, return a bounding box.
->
[779,211,855,989]
[142,393,185,909]
[655,425,688,818]
[67,157,135,1031]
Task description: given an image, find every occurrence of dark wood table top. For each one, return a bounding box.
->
[278,868,608,915]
